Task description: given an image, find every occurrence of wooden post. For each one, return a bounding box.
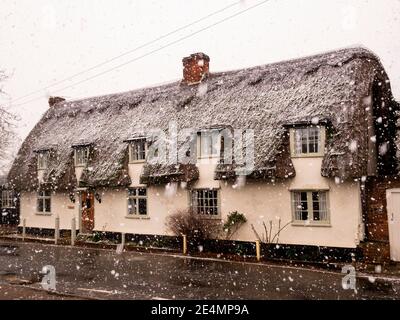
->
[22,218,26,241]
[182,234,187,255]
[55,216,60,245]
[255,240,261,262]
[121,232,126,247]
[71,217,76,246]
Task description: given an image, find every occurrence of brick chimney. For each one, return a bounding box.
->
[48,96,66,107]
[182,53,210,85]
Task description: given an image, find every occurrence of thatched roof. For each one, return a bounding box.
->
[7,47,398,191]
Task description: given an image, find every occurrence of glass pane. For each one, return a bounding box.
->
[308,127,319,153]
[300,192,308,220]
[192,189,219,216]
[37,199,44,212]
[131,140,146,160]
[138,199,147,215]
[76,148,88,165]
[138,188,146,196]
[128,189,136,197]
[128,198,136,215]
[301,129,308,153]
[38,153,48,168]
[312,192,320,220]
[45,198,51,212]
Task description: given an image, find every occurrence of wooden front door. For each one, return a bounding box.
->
[81,191,94,233]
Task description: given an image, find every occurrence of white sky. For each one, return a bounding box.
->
[1,0,400,145]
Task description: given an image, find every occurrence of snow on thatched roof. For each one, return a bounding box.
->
[7,47,398,190]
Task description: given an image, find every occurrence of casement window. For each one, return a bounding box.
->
[1,190,15,208]
[127,188,147,216]
[191,188,220,216]
[129,139,147,162]
[197,131,221,158]
[74,147,89,167]
[291,191,329,225]
[37,190,51,214]
[290,126,325,157]
[37,151,49,170]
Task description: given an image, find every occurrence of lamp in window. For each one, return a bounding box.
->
[69,193,75,203]
[95,192,102,203]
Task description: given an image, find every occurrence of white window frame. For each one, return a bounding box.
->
[190,188,220,218]
[37,151,49,170]
[36,190,51,214]
[291,190,330,226]
[290,126,325,157]
[1,190,15,208]
[74,147,89,167]
[129,139,147,163]
[197,130,221,159]
[126,187,148,217]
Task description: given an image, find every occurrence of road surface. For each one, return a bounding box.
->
[0,241,399,300]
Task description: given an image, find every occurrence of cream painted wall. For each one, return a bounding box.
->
[19,157,363,248]
[128,162,145,186]
[220,158,362,248]
[19,191,79,230]
[93,185,188,234]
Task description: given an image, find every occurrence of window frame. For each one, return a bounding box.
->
[37,151,49,170]
[197,130,221,159]
[290,126,325,158]
[74,147,90,167]
[291,190,330,226]
[129,139,148,163]
[126,187,148,218]
[1,190,15,209]
[36,190,52,215]
[190,188,221,219]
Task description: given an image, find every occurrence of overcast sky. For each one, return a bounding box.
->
[1,0,400,147]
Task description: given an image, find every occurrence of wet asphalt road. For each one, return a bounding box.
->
[0,241,399,300]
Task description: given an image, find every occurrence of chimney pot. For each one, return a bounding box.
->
[182,52,210,85]
[48,96,66,107]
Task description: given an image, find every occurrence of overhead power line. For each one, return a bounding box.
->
[10,0,243,104]
[12,0,270,107]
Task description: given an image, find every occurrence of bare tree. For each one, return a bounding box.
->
[251,218,291,244]
[0,70,18,175]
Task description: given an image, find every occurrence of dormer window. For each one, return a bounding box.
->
[74,147,89,167]
[197,130,221,158]
[290,126,325,157]
[129,139,147,163]
[37,151,49,170]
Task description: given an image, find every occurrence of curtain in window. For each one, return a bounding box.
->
[318,192,327,221]
[293,192,302,220]
[294,130,302,155]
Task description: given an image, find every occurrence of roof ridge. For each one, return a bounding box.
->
[56,46,379,107]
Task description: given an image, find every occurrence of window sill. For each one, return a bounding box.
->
[129,160,146,164]
[125,215,150,220]
[291,222,331,227]
[197,156,220,160]
[35,212,52,216]
[198,215,221,220]
[74,165,87,168]
[291,154,324,158]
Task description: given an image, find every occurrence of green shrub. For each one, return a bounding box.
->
[223,211,247,240]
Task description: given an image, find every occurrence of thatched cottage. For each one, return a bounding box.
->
[6,47,400,261]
